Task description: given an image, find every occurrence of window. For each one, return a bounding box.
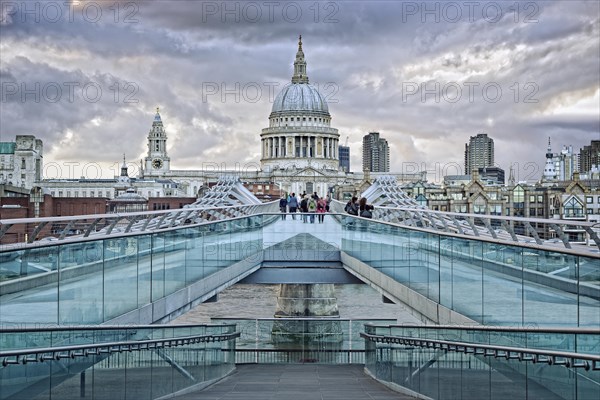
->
[563,197,584,218]
[82,191,86,197]
[454,205,467,213]
[513,186,525,203]
[58,191,63,197]
[473,197,486,214]
[66,191,71,197]
[51,191,55,197]
[90,191,95,197]
[21,158,26,169]
[530,208,536,216]
[537,195,543,203]
[74,191,78,198]
[586,196,593,204]
[529,195,536,203]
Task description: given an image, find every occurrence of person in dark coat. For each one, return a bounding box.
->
[359,197,374,218]
[279,195,288,220]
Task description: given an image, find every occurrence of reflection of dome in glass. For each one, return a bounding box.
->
[271,83,329,114]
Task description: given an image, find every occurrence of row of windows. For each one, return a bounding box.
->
[275,117,327,123]
[0,157,27,168]
[49,190,169,199]
[529,195,544,203]
[150,203,185,210]
[51,190,112,198]
[247,185,270,191]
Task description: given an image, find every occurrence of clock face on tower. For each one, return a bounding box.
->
[152,159,163,169]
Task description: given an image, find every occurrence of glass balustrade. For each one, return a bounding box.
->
[363,325,600,400]
[1,213,598,328]
[340,216,599,328]
[0,324,237,400]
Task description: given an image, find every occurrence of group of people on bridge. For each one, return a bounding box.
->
[344,196,374,219]
[279,192,330,223]
[278,193,375,222]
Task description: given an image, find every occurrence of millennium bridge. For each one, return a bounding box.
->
[1,177,598,399]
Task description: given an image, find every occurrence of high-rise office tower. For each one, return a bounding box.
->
[362,132,389,172]
[580,140,600,174]
[338,145,350,172]
[465,133,494,173]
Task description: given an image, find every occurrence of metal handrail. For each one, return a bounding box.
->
[0,323,237,333]
[0,203,276,226]
[367,203,600,228]
[0,201,278,250]
[332,200,600,256]
[2,209,599,257]
[360,333,600,371]
[0,332,240,367]
[363,324,600,334]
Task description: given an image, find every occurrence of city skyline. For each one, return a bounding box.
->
[1,1,599,182]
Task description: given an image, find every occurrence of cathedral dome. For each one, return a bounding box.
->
[271,83,329,115]
[270,35,330,117]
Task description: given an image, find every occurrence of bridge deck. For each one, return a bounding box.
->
[172,364,412,400]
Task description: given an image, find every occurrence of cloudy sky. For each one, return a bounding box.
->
[1,0,599,182]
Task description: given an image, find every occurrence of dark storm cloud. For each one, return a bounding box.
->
[0,0,598,179]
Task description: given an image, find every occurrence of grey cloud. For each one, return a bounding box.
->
[0,0,598,179]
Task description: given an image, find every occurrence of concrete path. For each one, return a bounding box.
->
[173,364,413,399]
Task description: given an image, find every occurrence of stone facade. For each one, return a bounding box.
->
[0,135,43,189]
[402,172,600,244]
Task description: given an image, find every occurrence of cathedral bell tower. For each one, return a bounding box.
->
[144,107,170,176]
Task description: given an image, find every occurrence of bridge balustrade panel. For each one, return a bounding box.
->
[363,325,600,400]
[0,216,266,326]
[0,325,238,400]
[1,212,599,328]
[341,216,599,327]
